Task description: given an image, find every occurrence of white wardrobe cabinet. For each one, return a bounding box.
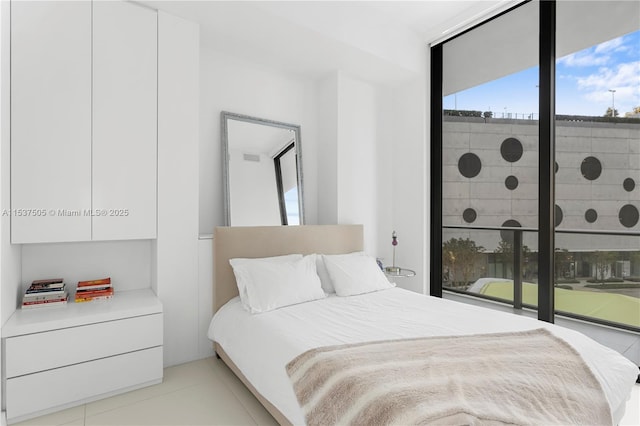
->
[92,1,157,241]
[10,1,93,243]
[10,0,157,243]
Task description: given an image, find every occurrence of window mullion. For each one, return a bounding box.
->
[538,0,556,323]
[430,43,443,298]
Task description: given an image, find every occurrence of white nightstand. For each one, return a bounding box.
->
[2,288,163,424]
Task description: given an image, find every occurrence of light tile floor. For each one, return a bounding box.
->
[13,357,640,426]
[14,357,277,426]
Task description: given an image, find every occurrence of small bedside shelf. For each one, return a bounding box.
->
[384,267,416,278]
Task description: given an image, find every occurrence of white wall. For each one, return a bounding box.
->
[316,74,339,226]
[199,49,319,233]
[228,150,281,226]
[154,11,200,367]
[197,237,214,360]
[389,74,429,294]
[335,72,387,256]
[313,69,428,287]
[315,71,398,258]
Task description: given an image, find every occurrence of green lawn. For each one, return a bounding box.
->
[477,281,640,328]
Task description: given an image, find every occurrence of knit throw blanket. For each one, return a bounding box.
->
[286,328,611,426]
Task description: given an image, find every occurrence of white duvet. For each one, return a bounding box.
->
[208,287,638,425]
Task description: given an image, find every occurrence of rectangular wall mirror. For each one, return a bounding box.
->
[221,111,304,226]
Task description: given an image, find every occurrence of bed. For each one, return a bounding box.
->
[208,225,638,425]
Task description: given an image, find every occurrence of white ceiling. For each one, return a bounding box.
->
[137,0,510,83]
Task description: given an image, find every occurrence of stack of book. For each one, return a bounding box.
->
[75,277,113,303]
[22,278,69,309]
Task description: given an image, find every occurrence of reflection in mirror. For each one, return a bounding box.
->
[221,112,304,226]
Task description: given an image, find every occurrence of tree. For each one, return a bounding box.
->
[604,107,619,118]
[587,251,617,283]
[442,238,485,288]
[494,240,531,279]
[554,248,574,281]
[629,251,640,276]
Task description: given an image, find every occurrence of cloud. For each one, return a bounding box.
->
[558,52,606,67]
[594,36,625,54]
[577,61,640,90]
[577,61,640,111]
[558,35,630,68]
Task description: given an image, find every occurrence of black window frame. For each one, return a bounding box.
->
[273,142,296,226]
[429,0,640,333]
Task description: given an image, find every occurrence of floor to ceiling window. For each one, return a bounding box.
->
[431,0,639,331]
[553,2,640,329]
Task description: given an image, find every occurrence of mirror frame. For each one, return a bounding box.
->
[221,111,305,226]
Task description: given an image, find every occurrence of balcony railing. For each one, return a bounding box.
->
[442,225,640,332]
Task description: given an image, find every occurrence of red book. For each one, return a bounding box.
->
[22,296,68,307]
[77,277,112,291]
[75,290,114,302]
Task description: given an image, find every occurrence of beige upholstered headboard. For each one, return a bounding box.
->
[213,225,364,312]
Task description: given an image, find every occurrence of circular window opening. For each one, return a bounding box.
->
[458,153,482,178]
[555,205,563,227]
[619,204,639,228]
[463,208,477,223]
[581,156,602,181]
[585,209,598,224]
[500,138,523,163]
[623,178,635,192]
[505,175,519,190]
[500,219,521,244]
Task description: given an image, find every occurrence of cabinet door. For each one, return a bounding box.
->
[92,1,157,240]
[11,1,92,243]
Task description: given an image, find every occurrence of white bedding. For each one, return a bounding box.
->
[208,287,638,425]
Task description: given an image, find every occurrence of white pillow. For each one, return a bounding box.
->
[322,252,395,297]
[315,251,369,293]
[229,254,325,313]
[230,254,301,311]
[315,254,337,294]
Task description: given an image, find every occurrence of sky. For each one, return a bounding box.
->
[285,187,300,225]
[443,29,640,118]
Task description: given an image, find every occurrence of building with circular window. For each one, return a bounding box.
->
[443,115,640,278]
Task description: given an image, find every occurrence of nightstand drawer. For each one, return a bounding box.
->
[5,313,162,377]
[6,346,163,422]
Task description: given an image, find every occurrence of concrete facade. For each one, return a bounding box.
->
[443,116,640,256]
